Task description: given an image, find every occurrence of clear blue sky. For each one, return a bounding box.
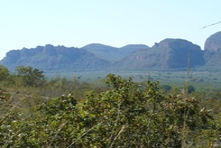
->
[1,0,221,60]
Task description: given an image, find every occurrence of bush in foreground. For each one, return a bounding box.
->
[0,74,220,147]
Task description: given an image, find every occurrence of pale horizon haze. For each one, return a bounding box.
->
[1,0,221,60]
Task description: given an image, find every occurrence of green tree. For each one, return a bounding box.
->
[187,85,195,93]
[161,84,172,92]
[16,66,45,87]
[0,65,10,81]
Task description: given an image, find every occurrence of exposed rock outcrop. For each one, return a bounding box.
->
[203,31,221,69]
[204,31,221,51]
[43,44,57,56]
[4,32,221,72]
[115,39,204,70]
[0,45,111,72]
[158,39,205,68]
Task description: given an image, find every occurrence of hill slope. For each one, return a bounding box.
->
[203,31,221,70]
[114,39,205,70]
[81,43,149,62]
[2,31,221,72]
[204,31,221,51]
[0,44,111,72]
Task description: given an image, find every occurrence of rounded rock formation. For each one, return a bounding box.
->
[204,31,221,51]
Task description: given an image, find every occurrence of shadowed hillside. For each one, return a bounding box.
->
[82,43,149,62]
[204,31,221,70]
[204,31,221,51]
[2,31,221,72]
[0,44,111,72]
[114,39,205,70]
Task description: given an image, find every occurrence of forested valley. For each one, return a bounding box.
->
[0,65,221,147]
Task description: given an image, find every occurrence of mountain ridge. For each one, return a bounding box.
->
[114,38,204,70]
[1,31,221,72]
[82,43,149,62]
[0,44,111,72]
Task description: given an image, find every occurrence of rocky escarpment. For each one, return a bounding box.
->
[203,31,221,69]
[204,31,221,51]
[114,39,205,70]
[156,39,205,68]
[3,31,221,72]
[0,44,111,72]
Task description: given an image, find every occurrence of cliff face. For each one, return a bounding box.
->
[203,31,221,69]
[43,44,57,56]
[0,45,111,72]
[114,39,205,70]
[3,31,221,72]
[158,39,205,68]
[204,31,221,51]
[154,39,199,50]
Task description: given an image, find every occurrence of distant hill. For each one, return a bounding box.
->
[81,43,149,62]
[114,39,205,70]
[2,31,221,72]
[204,50,221,70]
[204,31,221,51]
[0,44,111,72]
[203,31,221,70]
[118,44,150,55]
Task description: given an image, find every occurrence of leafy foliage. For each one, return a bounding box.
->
[0,65,10,81]
[15,66,46,87]
[0,74,220,147]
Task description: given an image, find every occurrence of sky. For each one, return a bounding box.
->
[1,0,221,60]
